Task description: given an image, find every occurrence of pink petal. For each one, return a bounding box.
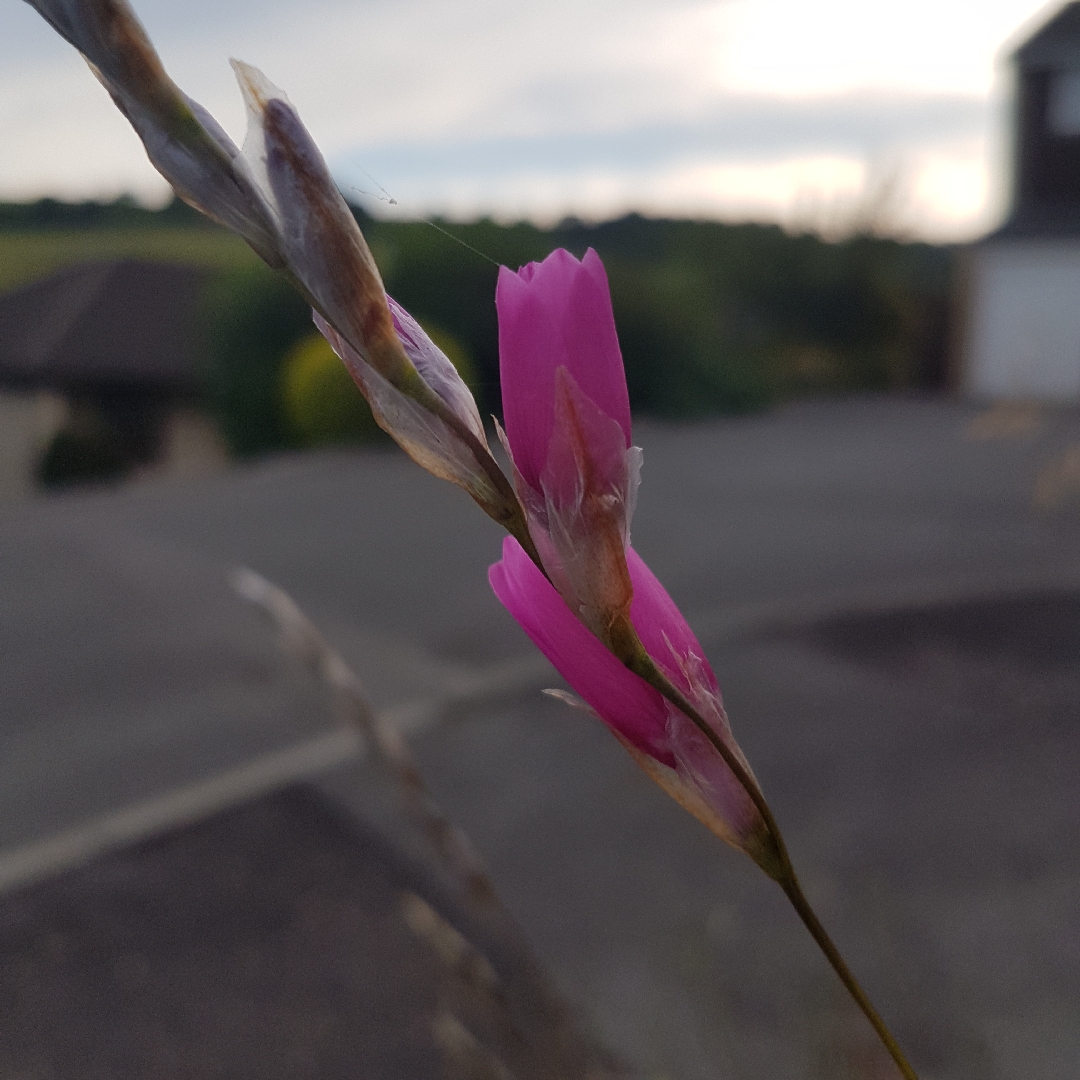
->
[668,708,766,851]
[497,248,631,491]
[489,537,674,765]
[626,548,721,698]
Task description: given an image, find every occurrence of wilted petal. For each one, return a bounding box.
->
[315,314,503,510]
[489,536,674,764]
[388,298,485,444]
[497,249,631,492]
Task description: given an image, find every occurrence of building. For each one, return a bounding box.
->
[963,1,1080,401]
[0,259,226,496]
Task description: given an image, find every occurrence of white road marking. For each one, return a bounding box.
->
[2,560,1076,897]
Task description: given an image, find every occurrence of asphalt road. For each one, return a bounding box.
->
[11,395,1080,666]
[0,395,1078,1078]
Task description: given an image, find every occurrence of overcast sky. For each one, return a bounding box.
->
[0,0,1064,239]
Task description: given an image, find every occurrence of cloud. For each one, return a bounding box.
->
[0,0,1011,236]
[340,90,987,181]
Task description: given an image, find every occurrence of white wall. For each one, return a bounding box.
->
[963,240,1080,401]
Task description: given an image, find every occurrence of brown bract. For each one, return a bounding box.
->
[542,368,635,648]
[262,102,407,380]
[86,0,176,116]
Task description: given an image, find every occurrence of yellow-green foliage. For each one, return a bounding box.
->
[0,227,260,292]
[281,333,381,447]
[281,323,478,448]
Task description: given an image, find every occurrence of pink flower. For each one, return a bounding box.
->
[493,250,641,646]
[490,249,769,860]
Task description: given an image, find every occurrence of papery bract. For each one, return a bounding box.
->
[228,64,516,520]
[25,0,527,535]
[230,63,409,387]
[26,0,281,264]
[387,298,486,445]
[314,309,503,511]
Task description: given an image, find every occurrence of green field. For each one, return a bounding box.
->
[0,226,261,293]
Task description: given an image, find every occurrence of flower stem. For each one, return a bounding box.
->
[778,871,919,1079]
[620,641,919,1078]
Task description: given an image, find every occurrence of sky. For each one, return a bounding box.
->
[0,0,1066,240]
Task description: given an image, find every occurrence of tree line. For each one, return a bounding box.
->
[1,196,955,457]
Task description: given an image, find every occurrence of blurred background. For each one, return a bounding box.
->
[0,0,1076,485]
[0,2,1078,1079]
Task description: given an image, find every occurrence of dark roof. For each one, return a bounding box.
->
[0,260,208,392]
[983,3,1080,241]
[1013,2,1080,70]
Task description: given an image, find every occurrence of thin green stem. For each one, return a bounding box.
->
[480,479,917,1075]
[623,642,919,1079]
[619,639,790,879]
[779,872,919,1080]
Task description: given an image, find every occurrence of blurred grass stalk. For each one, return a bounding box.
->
[20,3,925,1073]
[233,567,628,1080]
